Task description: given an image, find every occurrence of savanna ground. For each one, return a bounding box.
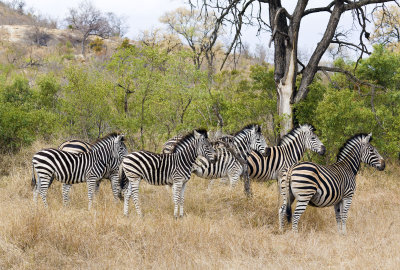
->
[0,141,399,269]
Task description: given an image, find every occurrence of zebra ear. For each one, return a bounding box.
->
[194,130,202,139]
[115,134,124,144]
[366,133,372,142]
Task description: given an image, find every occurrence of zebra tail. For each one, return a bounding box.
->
[284,168,293,223]
[118,163,128,199]
[31,166,36,190]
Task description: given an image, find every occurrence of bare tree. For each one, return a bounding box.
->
[160,7,224,74]
[190,0,396,136]
[65,1,124,55]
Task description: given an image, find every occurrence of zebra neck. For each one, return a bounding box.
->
[90,143,111,164]
[175,144,198,166]
[281,136,305,164]
[233,137,251,159]
[337,148,361,175]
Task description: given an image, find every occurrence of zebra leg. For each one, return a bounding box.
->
[38,178,50,208]
[291,195,313,233]
[110,174,122,201]
[339,197,353,235]
[123,182,133,216]
[228,169,241,188]
[179,181,188,218]
[130,178,142,217]
[87,178,97,210]
[334,201,343,232]
[278,172,288,231]
[95,180,101,193]
[220,177,229,185]
[62,184,72,206]
[172,181,183,219]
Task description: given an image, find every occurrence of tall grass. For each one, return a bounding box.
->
[0,141,399,269]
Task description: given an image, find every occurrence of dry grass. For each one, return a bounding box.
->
[0,141,399,269]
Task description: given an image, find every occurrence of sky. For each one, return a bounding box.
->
[20,0,375,61]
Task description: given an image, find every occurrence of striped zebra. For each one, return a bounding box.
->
[191,124,269,188]
[122,129,217,218]
[248,124,326,182]
[279,133,385,233]
[32,133,128,210]
[55,139,128,205]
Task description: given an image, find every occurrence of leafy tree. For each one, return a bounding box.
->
[62,66,114,139]
[0,76,59,152]
[190,0,396,136]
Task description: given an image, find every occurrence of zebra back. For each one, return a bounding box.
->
[162,135,183,154]
[59,139,92,154]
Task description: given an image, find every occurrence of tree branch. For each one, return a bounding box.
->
[317,66,385,89]
[303,1,335,16]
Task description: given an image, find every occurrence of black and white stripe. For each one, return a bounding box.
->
[56,139,128,205]
[192,124,268,187]
[279,133,385,233]
[122,129,217,218]
[248,124,326,182]
[32,133,128,209]
[162,135,183,154]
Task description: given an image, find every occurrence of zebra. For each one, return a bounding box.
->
[32,133,128,210]
[191,124,269,189]
[247,124,326,184]
[121,129,217,218]
[54,139,128,205]
[279,133,385,233]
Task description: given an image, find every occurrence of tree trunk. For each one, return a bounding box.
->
[270,0,307,137]
[277,50,296,136]
[124,91,128,115]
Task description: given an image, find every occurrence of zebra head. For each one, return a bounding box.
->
[113,134,128,163]
[249,125,269,157]
[361,133,385,171]
[301,124,326,155]
[194,130,217,163]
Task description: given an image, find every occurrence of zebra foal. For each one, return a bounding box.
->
[32,133,128,210]
[279,133,385,233]
[122,129,217,218]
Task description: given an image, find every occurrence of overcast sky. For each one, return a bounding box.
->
[21,0,375,61]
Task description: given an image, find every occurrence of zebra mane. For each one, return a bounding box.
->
[337,133,371,161]
[93,132,123,144]
[278,124,315,146]
[171,129,208,153]
[233,124,261,136]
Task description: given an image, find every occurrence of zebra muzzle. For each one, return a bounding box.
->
[377,159,385,171]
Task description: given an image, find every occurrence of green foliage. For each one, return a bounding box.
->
[2,77,32,106]
[295,75,327,126]
[0,76,60,152]
[62,66,115,139]
[314,88,375,160]
[107,44,209,148]
[210,64,278,143]
[89,38,105,53]
[35,74,60,110]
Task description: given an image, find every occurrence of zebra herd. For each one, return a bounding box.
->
[31,124,385,233]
